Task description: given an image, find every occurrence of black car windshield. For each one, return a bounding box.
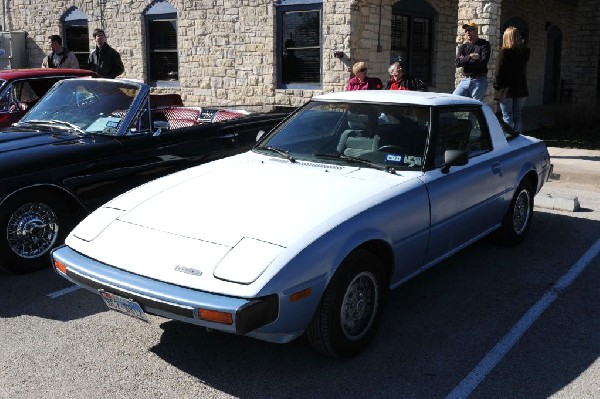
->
[255,101,430,170]
[21,79,141,135]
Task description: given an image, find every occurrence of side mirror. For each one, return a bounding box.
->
[152,120,169,137]
[256,129,267,142]
[441,149,468,174]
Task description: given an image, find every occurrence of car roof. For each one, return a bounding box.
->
[312,90,483,107]
[0,68,98,80]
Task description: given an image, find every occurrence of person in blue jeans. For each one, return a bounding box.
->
[493,26,530,133]
[453,21,491,101]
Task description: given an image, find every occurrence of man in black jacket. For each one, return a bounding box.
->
[453,21,491,101]
[88,29,124,79]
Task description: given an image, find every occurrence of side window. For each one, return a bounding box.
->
[434,109,492,168]
[276,1,323,89]
[27,78,61,99]
[129,101,152,134]
[12,82,39,104]
[144,1,179,87]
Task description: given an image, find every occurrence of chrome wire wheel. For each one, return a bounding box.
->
[512,188,532,235]
[6,202,59,259]
[340,271,379,341]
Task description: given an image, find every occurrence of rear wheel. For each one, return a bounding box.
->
[307,249,386,358]
[494,179,534,245]
[0,192,74,274]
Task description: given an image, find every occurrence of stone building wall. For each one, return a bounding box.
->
[2,0,597,109]
[500,0,576,106]
[456,0,502,102]
[572,0,600,104]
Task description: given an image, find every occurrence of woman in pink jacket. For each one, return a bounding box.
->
[345,62,383,91]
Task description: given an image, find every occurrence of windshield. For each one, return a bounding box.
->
[21,79,141,135]
[256,101,430,170]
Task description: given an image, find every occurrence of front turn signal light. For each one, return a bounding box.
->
[198,309,233,325]
[54,259,68,274]
[290,287,311,303]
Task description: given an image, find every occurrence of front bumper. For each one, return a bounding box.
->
[51,245,278,335]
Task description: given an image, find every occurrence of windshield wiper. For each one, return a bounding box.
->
[20,119,85,134]
[260,146,296,163]
[48,120,85,134]
[313,152,396,174]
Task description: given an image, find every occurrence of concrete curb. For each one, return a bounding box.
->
[535,192,581,212]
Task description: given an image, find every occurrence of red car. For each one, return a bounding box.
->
[0,68,98,127]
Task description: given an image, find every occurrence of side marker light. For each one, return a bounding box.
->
[198,309,233,325]
[290,288,311,303]
[54,259,68,274]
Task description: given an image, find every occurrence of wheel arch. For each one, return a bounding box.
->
[514,164,539,195]
[1,183,88,219]
[350,239,394,288]
[522,169,539,194]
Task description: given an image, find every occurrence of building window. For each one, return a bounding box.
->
[391,0,435,83]
[276,0,323,89]
[145,1,178,86]
[62,7,89,69]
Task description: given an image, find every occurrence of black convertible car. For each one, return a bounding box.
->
[0,78,290,273]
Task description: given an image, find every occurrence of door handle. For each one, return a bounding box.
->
[491,161,502,176]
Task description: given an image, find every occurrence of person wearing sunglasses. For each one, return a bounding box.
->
[345,62,383,91]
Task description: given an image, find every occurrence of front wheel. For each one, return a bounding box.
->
[307,249,386,358]
[494,179,534,245]
[0,193,73,274]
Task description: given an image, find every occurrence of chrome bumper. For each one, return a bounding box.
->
[51,245,278,335]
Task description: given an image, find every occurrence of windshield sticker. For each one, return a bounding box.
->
[385,154,403,163]
[86,116,121,133]
[404,155,423,166]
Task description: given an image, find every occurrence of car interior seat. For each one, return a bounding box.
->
[337,112,380,157]
[378,117,427,157]
[152,107,201,129]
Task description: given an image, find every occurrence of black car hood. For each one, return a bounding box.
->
[0,125,85,154]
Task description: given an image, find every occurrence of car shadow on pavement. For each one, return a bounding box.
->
[0,267,106,320]
[150,211,600,399]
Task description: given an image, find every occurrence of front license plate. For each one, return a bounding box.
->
[100,290,148,321]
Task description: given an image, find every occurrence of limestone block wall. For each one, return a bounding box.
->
[3,0,596,109]
[456,0,502,104]
[325,0,460,94]
[500,0,577,106]
[572,0,600,104]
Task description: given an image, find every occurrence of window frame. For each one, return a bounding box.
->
[61,7,89,69]
[275,0,323,90]
[144,1,179,88]
[391,0,434,84]
[427,106,493,170]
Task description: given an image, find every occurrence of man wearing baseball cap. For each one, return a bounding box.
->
[453,21,491,101]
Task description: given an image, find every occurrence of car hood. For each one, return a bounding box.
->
[68,152,422,290]
[106,153,418,246]
[0,127,80,153]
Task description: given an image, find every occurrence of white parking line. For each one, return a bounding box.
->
[47,285,82,299]
[446,237,600,399]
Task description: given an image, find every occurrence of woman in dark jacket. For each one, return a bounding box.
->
[493,26,530,133]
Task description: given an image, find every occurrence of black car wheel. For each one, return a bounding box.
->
[307,249,386,358]
[0,192,73,274]
[494,179,534,245]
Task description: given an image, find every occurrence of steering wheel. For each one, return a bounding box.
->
[378,145,405,154]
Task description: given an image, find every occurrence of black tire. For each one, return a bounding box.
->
[307,249,386,358]
[0,192,74,274]
[494,179,534,246]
